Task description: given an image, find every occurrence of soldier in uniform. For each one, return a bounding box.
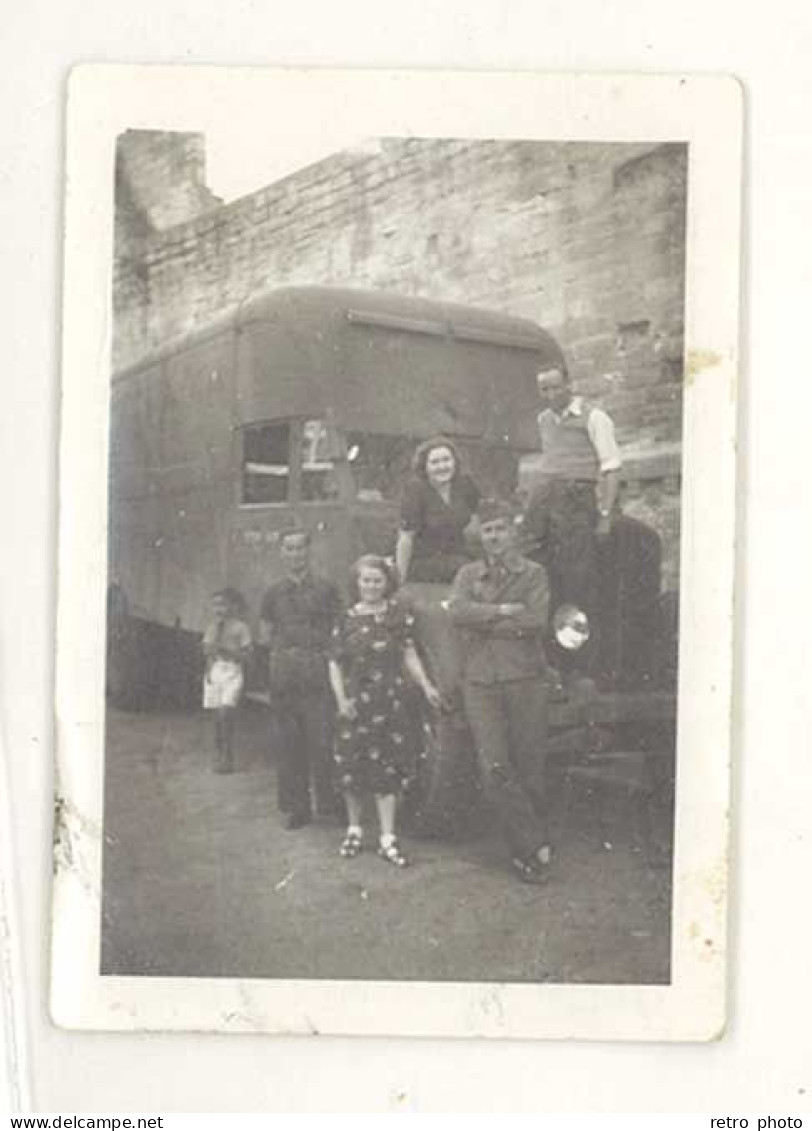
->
[449,499,553,884]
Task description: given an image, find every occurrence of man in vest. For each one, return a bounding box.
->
[523,363,622,659]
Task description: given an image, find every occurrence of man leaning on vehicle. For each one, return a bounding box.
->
[523,361,622,660]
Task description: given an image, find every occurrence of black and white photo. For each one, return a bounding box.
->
[53,67,741,1039]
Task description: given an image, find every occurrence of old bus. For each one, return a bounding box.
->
[107,285,562,700]
[107,285,675,835]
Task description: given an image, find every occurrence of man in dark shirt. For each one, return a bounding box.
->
[259,529,342,829]
[449,498,553,883]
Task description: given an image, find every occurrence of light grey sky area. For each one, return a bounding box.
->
[205,128,383,201]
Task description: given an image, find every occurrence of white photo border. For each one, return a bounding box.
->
[53,66,741,1040]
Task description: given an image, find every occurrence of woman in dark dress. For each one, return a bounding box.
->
[328,555,441,867]
[394,437,480,706]
[395,436,480,585]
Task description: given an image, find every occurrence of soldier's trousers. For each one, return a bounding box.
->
[462,677,549,860]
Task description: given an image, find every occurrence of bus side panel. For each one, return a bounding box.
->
[154,336,235,631]
[235,319,337,426]
[159,335,235,496]
[145,483,233,632]
[109,334,236,634]
[109,362,164,621]
[344,329,545,451]
[236,317,549,451]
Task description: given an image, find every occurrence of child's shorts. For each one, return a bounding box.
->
[203,660,244,709]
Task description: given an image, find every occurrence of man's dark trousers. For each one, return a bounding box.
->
[272,682,334,820]
[462,676,549,859]
[525,479,598,615]
[524,479,601,673]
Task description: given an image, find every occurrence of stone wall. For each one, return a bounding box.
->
[114,139,686,443]
[113,135,686,588]
[116,130,221,237]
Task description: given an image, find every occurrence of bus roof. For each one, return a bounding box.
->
[240,286,556,351]
[115,286,561,379]
[114,286,563,449]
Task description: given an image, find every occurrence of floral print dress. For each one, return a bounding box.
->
[331,600,420,796]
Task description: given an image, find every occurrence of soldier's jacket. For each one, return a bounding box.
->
[448,553,550,684]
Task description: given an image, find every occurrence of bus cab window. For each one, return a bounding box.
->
[346,433,414,502]
[242,422,291,504]
[300,418,341,502]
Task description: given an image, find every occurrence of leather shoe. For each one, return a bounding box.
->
[511,848,552,885]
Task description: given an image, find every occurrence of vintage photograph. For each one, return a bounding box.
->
[54,68,740,1038]
[104,131,684,985]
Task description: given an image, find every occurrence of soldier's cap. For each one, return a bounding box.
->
[476,497,516,525]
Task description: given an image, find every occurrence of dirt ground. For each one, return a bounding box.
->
[101,703,673,984]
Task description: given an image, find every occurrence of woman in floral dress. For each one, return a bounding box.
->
[328,555,442,867]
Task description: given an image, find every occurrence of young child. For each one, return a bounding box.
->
[328,555,441,867]
[202,588,252,774]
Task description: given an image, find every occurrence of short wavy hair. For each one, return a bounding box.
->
[410,434,464,479]
[348,554,400,601]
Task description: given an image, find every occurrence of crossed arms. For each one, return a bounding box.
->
[447,564,550,638]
